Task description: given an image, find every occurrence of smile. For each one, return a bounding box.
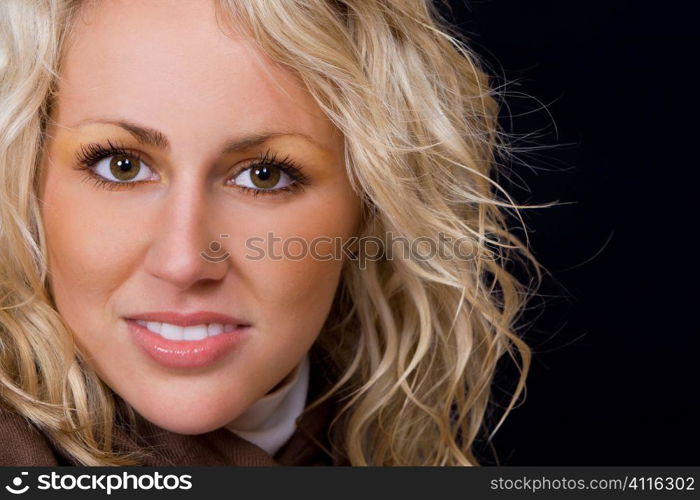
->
[126,319,250,369]
[135,320,239,341]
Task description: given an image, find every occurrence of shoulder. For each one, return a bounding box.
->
[0,403,61,466]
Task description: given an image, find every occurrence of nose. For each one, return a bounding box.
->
[143,181,229,289]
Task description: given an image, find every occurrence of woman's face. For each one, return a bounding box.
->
[40,0,361,434]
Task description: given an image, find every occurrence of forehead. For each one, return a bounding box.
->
[53,0,333,143]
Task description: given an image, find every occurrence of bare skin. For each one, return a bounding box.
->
[39,0,361,434]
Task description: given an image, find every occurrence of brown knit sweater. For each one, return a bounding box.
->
[0,352,349,466]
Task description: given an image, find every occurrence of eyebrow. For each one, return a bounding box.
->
[70,119,328,155]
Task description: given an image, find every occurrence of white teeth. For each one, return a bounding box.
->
[183,324,208,341]
[135,320,236,341]
[160,323,183,340]
[147,321,162,334]
[207,323,224,336]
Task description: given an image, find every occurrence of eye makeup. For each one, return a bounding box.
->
[71,140,311,197]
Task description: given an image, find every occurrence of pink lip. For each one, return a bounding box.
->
[125,318,250,369]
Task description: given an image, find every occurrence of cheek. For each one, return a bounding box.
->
[239,250,342,333]
[40,174,140,324]
[227,188,360,336]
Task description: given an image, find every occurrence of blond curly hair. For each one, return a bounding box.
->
[0,0,542,465]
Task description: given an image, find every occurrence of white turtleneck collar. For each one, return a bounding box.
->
[225,353,310,456]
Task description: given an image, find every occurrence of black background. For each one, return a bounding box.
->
[441,0,699,464]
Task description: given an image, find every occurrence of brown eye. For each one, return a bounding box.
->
[232,163,294,191]
[109,155,141,181]
[85,153,153,184]
[250,165,281,189]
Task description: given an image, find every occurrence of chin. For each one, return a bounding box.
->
[125,391,248,435]
[148,416,227,436]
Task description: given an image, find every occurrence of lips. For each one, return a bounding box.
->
[125,311,251,369]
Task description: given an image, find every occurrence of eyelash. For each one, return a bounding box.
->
[72,140,310,197]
